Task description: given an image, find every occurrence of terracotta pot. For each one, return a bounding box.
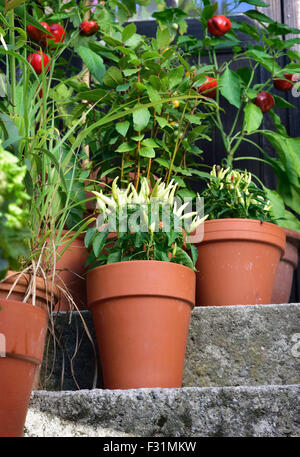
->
[55,231,88,311]
[0,271,59,309]
[0,298,48,437]
[271,228,300,304]
[194,219,286,306]
[87,260,195,389]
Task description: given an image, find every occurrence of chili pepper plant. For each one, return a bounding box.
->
[166,0,300,230]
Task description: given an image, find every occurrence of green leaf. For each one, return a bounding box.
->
[116,121,130,137]
[156,27,170,49]
[245,10,274,24]
[77,47,105,84]
[139,147,155,158]
[103,66,123,88]
[273,95,296,110]
[142,138,159,148]
[146,85,162,115]
[243,102,263,134]
[132,105,150,132]
[172,247,195,271]
[123,68,140,76]
[107,251,121,264]
[156,116,169,128]
[77,88,107,102]
[243,0,269,6]
[93,232,107,257]
[85,227,97,249]
[122,23,137,42]
[220,67,241,109]
[190,244,198,266]
[116,142,136,152]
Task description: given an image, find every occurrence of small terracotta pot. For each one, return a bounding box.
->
[55,231,88,311]
[0,298,48,437]
[271,228,300,304]
[0,271,59,309]
[194,219,286,306]
[87,260,195,389]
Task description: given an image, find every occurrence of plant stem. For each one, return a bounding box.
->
[8,10,16,116]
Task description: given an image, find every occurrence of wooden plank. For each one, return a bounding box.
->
[257,0,282,22]
[283,0,300,53]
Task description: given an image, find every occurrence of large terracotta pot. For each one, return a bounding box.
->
[0,298,48,437]
[271,228,300,304]
[194,219,286,306]
[87,260,195,389]
[55,231,88,311]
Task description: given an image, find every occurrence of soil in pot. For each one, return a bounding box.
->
[194,219,286,306]
[0,298,48,437]
[87,260,195,389]
[271,228,300,304]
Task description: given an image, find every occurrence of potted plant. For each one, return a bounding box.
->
[257,134,300,303]
[170,1,300,303]
[194,166,286,306]
[0,142,50,438]
[84,177,206,389]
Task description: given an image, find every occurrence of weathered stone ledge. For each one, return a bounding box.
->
[26,384,300,437]
[40,303,300,390]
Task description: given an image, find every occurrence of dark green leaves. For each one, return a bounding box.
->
[103,66,123,88]
[77,47,106,84]
[243,102,263,133]
[220,67,242,109]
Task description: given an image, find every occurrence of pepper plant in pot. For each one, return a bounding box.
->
[85,177,206,389]
[195,166,286,306]
[171,1,300,303]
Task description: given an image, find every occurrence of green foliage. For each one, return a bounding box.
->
[0,142,30,279]
[201,166,274,222]
[85,178,206,270]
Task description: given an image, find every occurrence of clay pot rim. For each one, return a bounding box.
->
[87,259,196,308]
[282,227,300,247]
[2,271,60,305]
[0,297,47,320]
[201,218,285,246]
[88,259,195,275]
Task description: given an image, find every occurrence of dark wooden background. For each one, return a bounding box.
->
[134,2,300,303]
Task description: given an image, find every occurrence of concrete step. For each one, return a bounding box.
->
[40,304,300,390]
[25,385,300,437]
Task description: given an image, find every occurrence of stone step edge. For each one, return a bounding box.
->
[26,384,300,437]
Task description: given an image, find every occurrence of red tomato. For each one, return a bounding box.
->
[27,22,50,43]
[208,15,231,37]
[254,92,275,113]
[79,20,99,37]
[42,24,66,46]
[27,51,50,75]
[273,73,298,92]
[197,76,218,99]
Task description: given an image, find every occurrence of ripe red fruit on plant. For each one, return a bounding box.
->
[254,92,275,113]
[27,51,50,75]
[273,73,298,92]
[42,24,66,46]
[197,76,218,99]
[27,22,50,43]
[79,21,99,37]
[208,15,231,37]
